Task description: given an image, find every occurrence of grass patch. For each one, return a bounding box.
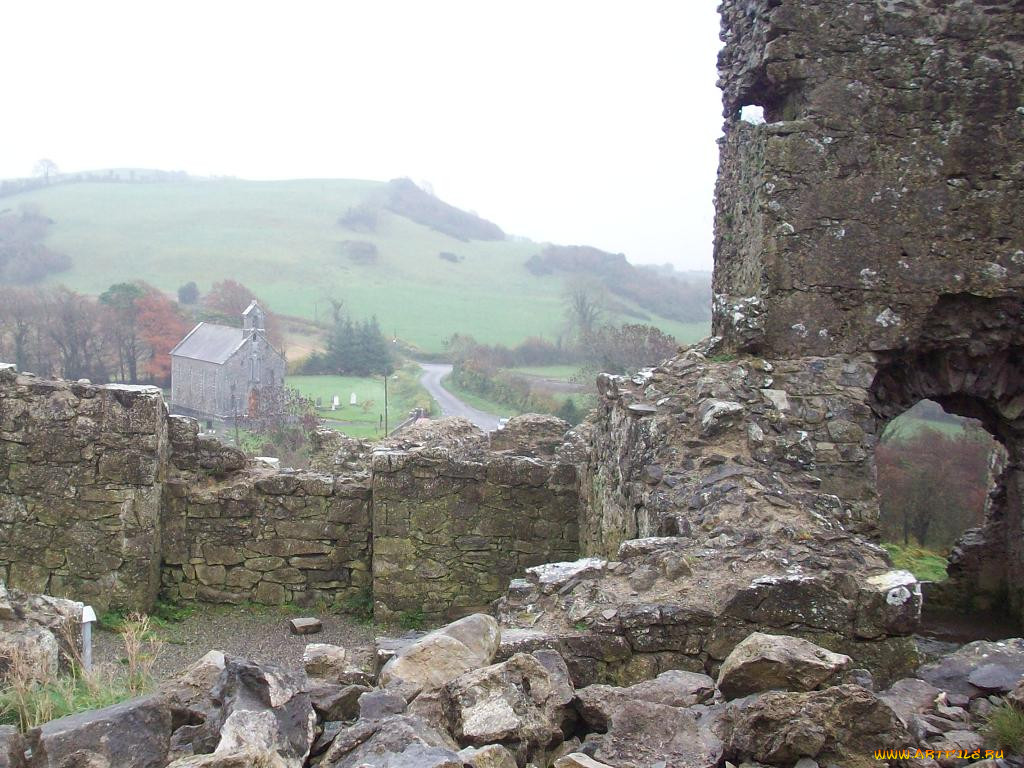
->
[341,587,374,624]
[984,703,1024,754]
[882,542,948,582]
[287,363,435,440]
[440,376,520,419]
[1,613,159,732]
[398,608,426,631]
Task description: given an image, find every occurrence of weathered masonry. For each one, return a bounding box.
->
[0,366,581,620]
[711,0,1024,621]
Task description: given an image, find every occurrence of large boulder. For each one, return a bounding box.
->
[25,695,172,768]
[186,657,315,768]
[725,684,911,765]
[379,614,500,697]
[320,714,461,767]
[302,643,348,681]
[575,669,716,730]
[877,677,943,727]
[0,726,24,768]
[580,699,723,768]
[716,632,852,699]
[442,652,575,765]
[917,639,1024,698]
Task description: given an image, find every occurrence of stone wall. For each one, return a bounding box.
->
[371,447,580,622]
[579,352,880,559]
[713,0,1023,358]
[709,0,1024,625]
[0,367,167,613]
[0,369,583,619]
[160,470,372,608]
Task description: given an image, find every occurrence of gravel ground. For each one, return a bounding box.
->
[93,604,377,682]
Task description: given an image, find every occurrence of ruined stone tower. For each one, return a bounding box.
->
[713,0,1024,618]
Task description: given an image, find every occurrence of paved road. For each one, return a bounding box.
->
[419,363,503,432]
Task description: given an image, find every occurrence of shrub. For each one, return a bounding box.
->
[398,608,425,630]
[985,704,1024,754]
[341,587,374,623]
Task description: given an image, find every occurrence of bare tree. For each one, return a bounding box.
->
[32,159,59,182]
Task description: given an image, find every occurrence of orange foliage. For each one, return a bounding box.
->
[136,290,191,384]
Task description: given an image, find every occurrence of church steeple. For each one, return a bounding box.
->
[242,300,265,332]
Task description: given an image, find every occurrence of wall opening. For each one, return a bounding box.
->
[874,399,1015,641]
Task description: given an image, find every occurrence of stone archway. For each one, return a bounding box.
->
[869,295,1024,626]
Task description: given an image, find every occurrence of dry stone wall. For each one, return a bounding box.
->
[160,471,372,608]
[0,367,167,612]
[371,447,580,622]
[0,369,582,619]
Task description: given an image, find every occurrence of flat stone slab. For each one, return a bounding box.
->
[289,617,323,635]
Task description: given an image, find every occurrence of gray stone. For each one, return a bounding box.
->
[320,714,461,767]
[25,695,172,768]
[309,682,370,722]
[457,744,518,768]
[379,614,501,697]
[877,677,941,727]
[358,689,408,720]
[0,726,24,768]
[584,699,723,768]
[725,685,911,766]
[967,663,1020,693]
[302,643,348,681]
[194,657,315,768]
[917,639,1024,698]
[288,617,322,635]
[442,652,574,764]
[717,632,852,699]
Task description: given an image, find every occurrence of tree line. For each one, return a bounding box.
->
[877,420,997,551]
[0,279,283,387]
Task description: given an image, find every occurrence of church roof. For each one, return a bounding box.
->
[170,323,248,364]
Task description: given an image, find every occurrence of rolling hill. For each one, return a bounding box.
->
[0,176,711,354]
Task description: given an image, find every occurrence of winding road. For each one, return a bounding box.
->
[418,363,503,432]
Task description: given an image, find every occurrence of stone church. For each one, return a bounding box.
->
[169,301,286,420]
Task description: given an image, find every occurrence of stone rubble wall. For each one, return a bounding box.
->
[159,471,373,608]
[578,351,880,559]
[713,0,1024,357]
[370,448,580,622]
[0,368,582,618]
[0,368,167,613]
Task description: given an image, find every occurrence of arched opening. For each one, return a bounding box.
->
[875,400,1013,640]
[870,295,1024,639]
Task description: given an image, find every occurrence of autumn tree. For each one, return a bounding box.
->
[136,290,191,385]
[202,279,283,348]
[877,423,995,549]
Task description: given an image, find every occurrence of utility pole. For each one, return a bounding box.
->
[384,372,389,434]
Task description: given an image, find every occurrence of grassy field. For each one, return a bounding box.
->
[440,376,521,420]
[287,366,433,439]
[507,365,585,380]
[882,542,948,582]
[3,179,710,354]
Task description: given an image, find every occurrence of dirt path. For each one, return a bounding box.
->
[418,363,502,432]
[94,605,377,682]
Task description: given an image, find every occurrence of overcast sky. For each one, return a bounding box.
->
[0,1,723,270]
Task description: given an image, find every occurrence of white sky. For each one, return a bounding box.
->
[0,1,723,270]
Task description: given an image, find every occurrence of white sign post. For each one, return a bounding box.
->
[81,605,96,671]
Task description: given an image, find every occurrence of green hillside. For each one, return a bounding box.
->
[0,178,709,353]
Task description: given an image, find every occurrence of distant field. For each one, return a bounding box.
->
[884,415,967,441]
[508,365,585,381]
[2,179,709,354]
[287,368,432,439]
